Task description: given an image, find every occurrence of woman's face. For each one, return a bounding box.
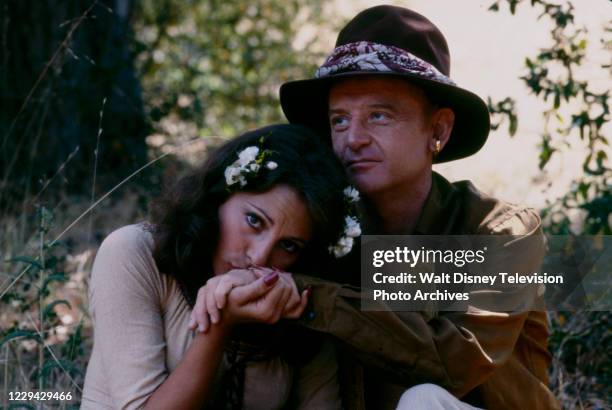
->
[212,184,313,275]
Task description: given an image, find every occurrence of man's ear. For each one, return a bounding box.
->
[431,108,455,152]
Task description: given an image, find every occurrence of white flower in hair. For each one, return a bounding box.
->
[329,213,361,258]
[238,146,259,166]
[224,165,242,186]
[329,236,354,258]
[344,215,361,237]
[343,186,360,203]
[225,145,276,188]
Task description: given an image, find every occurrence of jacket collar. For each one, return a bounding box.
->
[413,172,460,235]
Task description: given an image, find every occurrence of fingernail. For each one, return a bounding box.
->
[198,324,204,332]
[264,272,279,286]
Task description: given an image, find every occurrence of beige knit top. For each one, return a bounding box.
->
[81,224,341,409]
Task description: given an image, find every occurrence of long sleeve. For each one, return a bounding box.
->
[85,225,171,409]
[293,212,547,399]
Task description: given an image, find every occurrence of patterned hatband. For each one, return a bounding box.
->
[315,41,455,86]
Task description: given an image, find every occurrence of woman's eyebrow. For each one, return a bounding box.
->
[247,201,274,224]
[286,236,306,246]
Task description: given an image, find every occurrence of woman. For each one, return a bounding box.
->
[82,124,360,409]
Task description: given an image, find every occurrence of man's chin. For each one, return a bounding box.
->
[349,175,385,196]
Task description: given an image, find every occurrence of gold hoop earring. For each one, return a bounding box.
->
[433,139,441,155]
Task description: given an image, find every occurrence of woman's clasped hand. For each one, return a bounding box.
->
[188,266,311,333]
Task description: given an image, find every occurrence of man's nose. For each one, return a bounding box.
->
[247,239,275,267]
[346,120,371,151]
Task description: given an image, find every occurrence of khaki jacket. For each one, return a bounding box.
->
[294,172,560,410]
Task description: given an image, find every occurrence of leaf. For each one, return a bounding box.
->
[509,115,518,136]
[488,3,499,12]
[0,329,41,347]
[510,0,518,14]
[39,358,82,380]
[539,138,555,170]
[42,299,72,320]
[39,273,67,296]
[596,150,608,161]
[5,256,43,270]
[577,182,591,201]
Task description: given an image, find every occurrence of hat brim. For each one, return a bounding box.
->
[280,71,490,163]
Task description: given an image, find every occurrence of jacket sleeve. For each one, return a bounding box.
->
[293,209,546,398]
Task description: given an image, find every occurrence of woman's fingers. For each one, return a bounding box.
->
[214,269,258,309]
[206,284,221,324]
[194,287,211,333]
[214,277,234,310]
[250,266,273,278]
[188,312,196,330]
[241,282,285,324]
[230,272,278,305]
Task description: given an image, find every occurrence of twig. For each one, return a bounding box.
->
[87,97,107,245]
[0,0,99,152]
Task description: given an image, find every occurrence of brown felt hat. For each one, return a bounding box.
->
[280,5,491,163]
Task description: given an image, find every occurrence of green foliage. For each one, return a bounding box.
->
[548,311,611,407]
[0,330,42,348]
[488,97,518,136]
[490,1,611,406]
[1,206,83,401]
[132,0,334,138]
[489,0,610,235]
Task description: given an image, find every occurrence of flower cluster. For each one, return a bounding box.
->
[343,186,360,203]
[224,146,277,187]
[329,187,362,258]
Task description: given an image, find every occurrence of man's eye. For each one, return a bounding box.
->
[246,213,262,229]
[371,112,389,122]
[279,239,300,254]
[330,116,349,129]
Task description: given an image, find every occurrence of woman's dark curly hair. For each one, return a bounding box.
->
[150,124,351,307]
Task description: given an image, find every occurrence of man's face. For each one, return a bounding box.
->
[328,76,435,196]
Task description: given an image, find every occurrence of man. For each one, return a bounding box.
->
[279,5,560,410]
